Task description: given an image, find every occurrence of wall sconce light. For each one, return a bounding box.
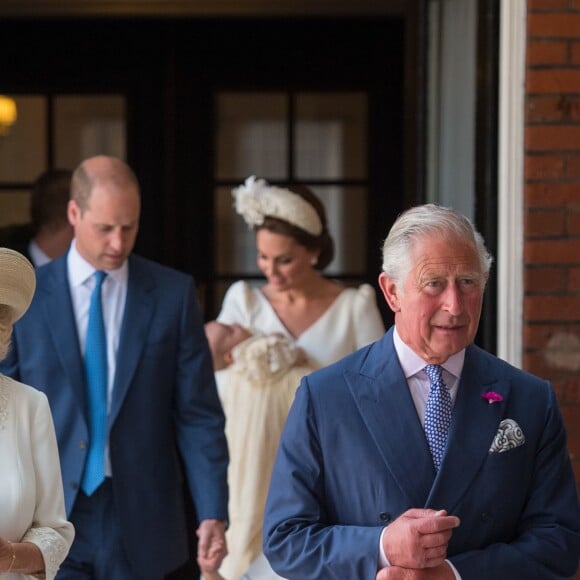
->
[0,95,17,136]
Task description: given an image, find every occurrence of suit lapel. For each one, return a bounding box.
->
[108,257,155,427]
[347,333,512,511]
[426,345,511,510]
[347,331,436,506]
[43,258,86,411]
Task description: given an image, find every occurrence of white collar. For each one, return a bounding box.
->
[67,240,129,288]
[393,327,465,380]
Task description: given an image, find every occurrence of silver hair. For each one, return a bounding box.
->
[0,305,13,361]
[381,204,493,288]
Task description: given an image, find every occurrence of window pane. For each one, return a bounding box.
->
[0,95,46,182]
[311,185,368,275]
[216,93,287,180]
[0,189,30,226]
[295,93,367,180]
[54,95,126,168]
[214,186,261,275]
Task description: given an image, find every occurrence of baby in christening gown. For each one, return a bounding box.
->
[203,321,315,580]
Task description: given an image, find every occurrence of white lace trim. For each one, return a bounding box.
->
[231,334,301,385]
[232,176,323,236]
[23,527,70,580]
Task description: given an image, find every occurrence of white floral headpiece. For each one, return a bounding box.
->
[232,176,323,237]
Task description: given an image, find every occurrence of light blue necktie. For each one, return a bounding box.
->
[424,364,452,471]
[81,270,108,495]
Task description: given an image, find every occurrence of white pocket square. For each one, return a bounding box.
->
[489,419,525,453]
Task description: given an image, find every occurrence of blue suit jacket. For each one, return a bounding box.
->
[1,253,229,577]
[263,328,580,579]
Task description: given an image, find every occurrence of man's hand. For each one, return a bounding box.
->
[376,562,455,580]
[196,518,227,573]
[383,509,460,569]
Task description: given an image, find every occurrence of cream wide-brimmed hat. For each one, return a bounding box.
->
[0,248,36,322]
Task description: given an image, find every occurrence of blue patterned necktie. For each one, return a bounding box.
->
[424,364,452,471]
[81,270,108,495]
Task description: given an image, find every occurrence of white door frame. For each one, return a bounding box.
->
[497,0,526,366]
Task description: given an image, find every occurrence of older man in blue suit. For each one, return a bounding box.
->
[263,204,580,579]
[1,156,228,579]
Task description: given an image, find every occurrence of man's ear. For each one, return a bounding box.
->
[67,199,80,226]
[378,272,401,313]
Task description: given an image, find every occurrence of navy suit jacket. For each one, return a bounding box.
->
[1,252,229,577]
[264,328,580,579]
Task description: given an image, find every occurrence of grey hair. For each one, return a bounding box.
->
[381,204,493,287]
[0,305,13,361]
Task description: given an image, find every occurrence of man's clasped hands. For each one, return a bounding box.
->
[378,508,461,580]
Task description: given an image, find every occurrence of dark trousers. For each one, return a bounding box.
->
[57,478,140,580]
[57,479,200,580]
[56,479,158,580]
[165,483,201,580]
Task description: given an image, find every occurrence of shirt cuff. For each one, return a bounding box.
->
[378,527,390,567]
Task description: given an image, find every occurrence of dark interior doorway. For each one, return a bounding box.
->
[0,15,420,329]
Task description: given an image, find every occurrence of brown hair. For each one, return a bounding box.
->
[256,185,335,270]
[30,169,72,233]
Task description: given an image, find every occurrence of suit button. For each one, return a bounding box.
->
[480,512,492,522]
[79,440,87,449]
[379,512,391,522]
[71,482,79,490]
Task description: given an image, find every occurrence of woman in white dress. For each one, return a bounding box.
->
[214,177,385,580]
[0,248,74,579]
[204,321,316,580]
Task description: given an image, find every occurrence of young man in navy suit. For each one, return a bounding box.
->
[1,155,229,579]
[264,204,580,579]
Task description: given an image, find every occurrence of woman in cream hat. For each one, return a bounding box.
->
[0,248,74,579]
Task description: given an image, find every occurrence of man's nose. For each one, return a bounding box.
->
[443,284,463,315]
[108,230,123,251]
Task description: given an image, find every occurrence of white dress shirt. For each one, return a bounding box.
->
[67,241,128,477]
[28,239,51,267]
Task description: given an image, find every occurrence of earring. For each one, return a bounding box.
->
[310,256,318,266]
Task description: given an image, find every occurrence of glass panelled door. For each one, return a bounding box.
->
[0,94,125,227]
[213,90,369,313]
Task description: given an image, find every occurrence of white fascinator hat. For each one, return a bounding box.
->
[0,248,36,322]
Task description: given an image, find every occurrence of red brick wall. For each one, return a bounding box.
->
[525,0,580,494]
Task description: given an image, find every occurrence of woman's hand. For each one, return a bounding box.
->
[0,538,15,573]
